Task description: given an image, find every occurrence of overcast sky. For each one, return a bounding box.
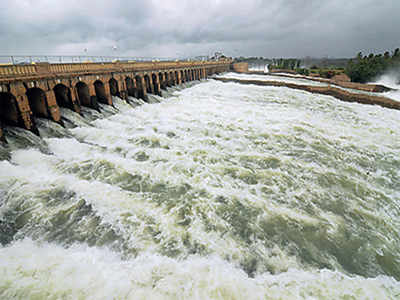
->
[0,0,399,59]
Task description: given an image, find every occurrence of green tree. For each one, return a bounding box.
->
[345,48,400,83]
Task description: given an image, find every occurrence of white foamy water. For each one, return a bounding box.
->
[248,64,269,73]
[217,72,328,87]
[1,77,400,299]
[1,239,398,299]
[372,74,400,102]
[219,72,396,98]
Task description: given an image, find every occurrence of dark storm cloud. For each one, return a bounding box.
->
[0,0,399,58]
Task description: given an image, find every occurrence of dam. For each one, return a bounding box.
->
[0,59,231,137]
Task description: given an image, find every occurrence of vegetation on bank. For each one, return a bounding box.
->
[345,48,400,83]
[235,50,400,84]
[267,58,346,78]
[270,58,301,70]
[309,67,345,79]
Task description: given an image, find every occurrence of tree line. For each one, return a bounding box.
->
[269,58,311,75]
[345,48,400,83]
[270,58,301,70]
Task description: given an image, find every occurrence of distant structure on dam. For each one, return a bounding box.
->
[0,59,232,136]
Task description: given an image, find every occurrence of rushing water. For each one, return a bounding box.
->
[218,72,329,87]
[1,77,400,299]
[372,74,400,102]
[218,72,396,99]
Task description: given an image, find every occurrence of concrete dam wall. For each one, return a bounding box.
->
[0,60,231,140]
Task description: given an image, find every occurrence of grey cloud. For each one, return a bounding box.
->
[0,0,399,58]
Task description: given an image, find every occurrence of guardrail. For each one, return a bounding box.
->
[0,64,37,77]
[0,55,211,65]
[0,59,232,80]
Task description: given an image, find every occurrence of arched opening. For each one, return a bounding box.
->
[158,73,165,90]
[163,72,169,87]
[26,87,50,118]
[144,75,152,93]
[0,92,20,127]
[152,73,160,95]
[191,70,195,81]
[174,71,179,85]
[109,78,119,97]
[185,70,189,82]
[180,70,185,83]
[94,80,109,105]
[54,84,77,112]
[169,71,174,85]
[125,77,135,97]
[76,81,98,110]
[135,75,145,100]
[0,91,39,134]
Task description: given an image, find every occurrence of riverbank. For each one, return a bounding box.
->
[214,77,400,110]
[248,71,393,93]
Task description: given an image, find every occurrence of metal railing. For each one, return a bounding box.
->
[0,55,212,65]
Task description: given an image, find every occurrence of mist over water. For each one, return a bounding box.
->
[1,77,400,299]
[248,64,269,73]
[373,72,400,102]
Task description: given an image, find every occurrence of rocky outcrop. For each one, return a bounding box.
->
[331,73,351,82]
[249,71,392,93]
[214,77,400,110]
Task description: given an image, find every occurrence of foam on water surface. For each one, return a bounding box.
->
[1,78,400,299]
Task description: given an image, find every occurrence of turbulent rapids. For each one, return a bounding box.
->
[1,75,400,299]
